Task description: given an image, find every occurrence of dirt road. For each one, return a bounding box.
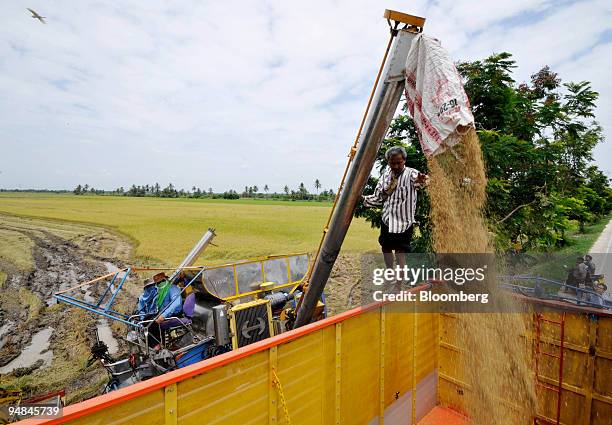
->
[325,253,364,315]
[590,217,612,298]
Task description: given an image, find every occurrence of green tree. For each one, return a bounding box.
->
[462,54,607,249]
[162,183,178,198]
[297,183,309,200]
[356,52,608,253]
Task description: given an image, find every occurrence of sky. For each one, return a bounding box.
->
[1,0,610,193]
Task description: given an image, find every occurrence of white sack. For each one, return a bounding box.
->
[404,34,474,157]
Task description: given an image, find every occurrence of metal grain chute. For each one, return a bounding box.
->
[170,228,216,281]
[295,12,425,327]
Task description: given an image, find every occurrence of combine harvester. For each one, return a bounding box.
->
[19,9,611,425]
[53,230,316,392]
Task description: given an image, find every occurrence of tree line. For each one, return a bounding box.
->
[356,52,611,253]
[72,180,335,201]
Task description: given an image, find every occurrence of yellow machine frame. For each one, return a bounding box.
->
[200,253,310,302]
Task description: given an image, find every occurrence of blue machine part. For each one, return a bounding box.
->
[175,339,214,368]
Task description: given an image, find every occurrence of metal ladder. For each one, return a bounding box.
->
[534,311,567,425]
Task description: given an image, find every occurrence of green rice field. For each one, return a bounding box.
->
[0,193,379,265]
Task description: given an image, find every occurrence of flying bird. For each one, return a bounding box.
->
[27,8,46,24]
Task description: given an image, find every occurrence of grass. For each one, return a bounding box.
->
[513,214,611,281]
[557,215,611,255]
[0,227,35,272]
[20,288,43,320]
[0,287,43,323]
[0,193,379,265]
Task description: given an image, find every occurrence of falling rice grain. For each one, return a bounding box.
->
[427,128,537,425]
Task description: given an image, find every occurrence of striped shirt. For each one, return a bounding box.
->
[363,166,424,233]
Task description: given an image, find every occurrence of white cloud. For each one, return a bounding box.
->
[557,40,612,171]
[0,0,610,192]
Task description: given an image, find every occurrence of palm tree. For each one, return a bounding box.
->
[314,179,321,194]
[297,183,308,200]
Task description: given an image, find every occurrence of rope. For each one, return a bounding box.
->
[272,369,292,425]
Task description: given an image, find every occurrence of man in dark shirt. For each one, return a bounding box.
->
[584,254,596,279]
[565,257,588,295]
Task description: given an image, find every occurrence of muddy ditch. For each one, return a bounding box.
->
[0,214,134,403]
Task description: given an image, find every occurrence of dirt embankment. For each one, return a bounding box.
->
[324,253,364,316]
[0,214,133,403]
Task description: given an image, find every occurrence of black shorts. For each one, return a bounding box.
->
[379,222,413,252]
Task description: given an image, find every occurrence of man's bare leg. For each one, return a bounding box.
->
[394,250,407,291]
[382,248,394,269]
[382,248,402,293]
[396,250,407,268]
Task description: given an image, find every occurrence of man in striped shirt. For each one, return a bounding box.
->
[362,146,428,269]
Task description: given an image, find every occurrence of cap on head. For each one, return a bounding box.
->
[153,272,168,284]
[143,278,155,288]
